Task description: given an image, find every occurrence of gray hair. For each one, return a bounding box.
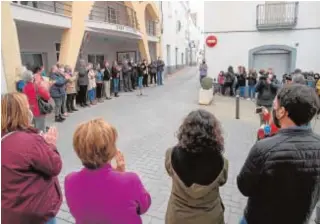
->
[292,73,306,85]
[22,70,34,83]
[79,59,86,67]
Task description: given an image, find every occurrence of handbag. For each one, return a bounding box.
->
[35,83,53,115]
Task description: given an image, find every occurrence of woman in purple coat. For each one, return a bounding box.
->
[64,118,151,224]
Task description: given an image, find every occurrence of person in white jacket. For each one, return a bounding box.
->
[87,63,96,105]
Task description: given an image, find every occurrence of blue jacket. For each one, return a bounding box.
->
[50,73,67,98]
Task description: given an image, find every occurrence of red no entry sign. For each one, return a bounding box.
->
[206,35,218,48]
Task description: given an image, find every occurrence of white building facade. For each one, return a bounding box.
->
[204,1,320,79]
[160,1,202,75]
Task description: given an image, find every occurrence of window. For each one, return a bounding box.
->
[88,54,105,67]
[176,20,181,33]
[21,53,44,70]
[147,20,156,36]
[108,6,118,24]
[55,43,60,61]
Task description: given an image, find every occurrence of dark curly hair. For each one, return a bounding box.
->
[176,109,224,153]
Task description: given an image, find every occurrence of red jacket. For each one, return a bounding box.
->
[262,110,279,135]
[23,82,50,117]
[1,130,62,224]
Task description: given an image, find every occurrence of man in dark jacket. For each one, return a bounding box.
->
[77,59,89,107]
[223,66,235,96]
[156,57,165,85]
[122,60,133,92]
[255,73,279,124]
[129,59,137,90]
[237,84,320,224]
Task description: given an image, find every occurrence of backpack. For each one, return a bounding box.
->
[16,80,25,92]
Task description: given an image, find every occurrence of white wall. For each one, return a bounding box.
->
[161,1,190,67]
[16,23,63,70]
[204,1,320,78]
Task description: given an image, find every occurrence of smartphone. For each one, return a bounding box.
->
[255,107,263,114]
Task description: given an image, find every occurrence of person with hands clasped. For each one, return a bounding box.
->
[1,92,62,224]
[65,118,151,224]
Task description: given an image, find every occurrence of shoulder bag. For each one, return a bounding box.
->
[35,83,53,115]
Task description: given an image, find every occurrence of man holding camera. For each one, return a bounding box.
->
[255,69,279,125]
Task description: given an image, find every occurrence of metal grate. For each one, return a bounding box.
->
[256,2,298,30]
[89,2,139,29]
[12,1,72,16]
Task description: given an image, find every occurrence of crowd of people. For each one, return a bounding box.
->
[211,66,320,101]
[16,57,165,132]
[2,81,320,224]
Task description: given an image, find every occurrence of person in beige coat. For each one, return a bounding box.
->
[65,65,78,112]
[165,109,228,224]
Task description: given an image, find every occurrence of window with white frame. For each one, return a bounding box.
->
[108,6,118,24]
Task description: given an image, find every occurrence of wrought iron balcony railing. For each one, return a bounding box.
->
[89,2,139,30]
[146,20,157,36]
[12,1,72,16]
[256,2,298,30]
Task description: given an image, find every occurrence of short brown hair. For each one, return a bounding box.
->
[1,92,31,133]
[73,118,118,169]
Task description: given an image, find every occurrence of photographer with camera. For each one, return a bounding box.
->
[255,69,280,125]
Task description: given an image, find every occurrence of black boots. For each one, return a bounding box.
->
[55,115,65,123]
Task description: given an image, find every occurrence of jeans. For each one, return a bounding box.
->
[239,86,246,97]
[248,85,256,99]
[138,76,143,88]
[123,74,132,91]
[33,116,46,132]
[60,94,66,114]
[157,71,163,85]
[53,97,62,117]
[240,217,247,224]
[88,89,95,102]
[113,78,119,93]
[46,217,56,224]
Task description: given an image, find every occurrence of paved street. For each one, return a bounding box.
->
[54,67,319,224]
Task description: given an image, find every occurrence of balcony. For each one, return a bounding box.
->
[12,1,72,16]
[256,2,298,30]
[11,1,72,28]
[89,2,138,30]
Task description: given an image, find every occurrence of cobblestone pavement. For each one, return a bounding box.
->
[54,67,319,224]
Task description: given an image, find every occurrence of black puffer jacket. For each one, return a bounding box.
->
[237,127,320,224]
